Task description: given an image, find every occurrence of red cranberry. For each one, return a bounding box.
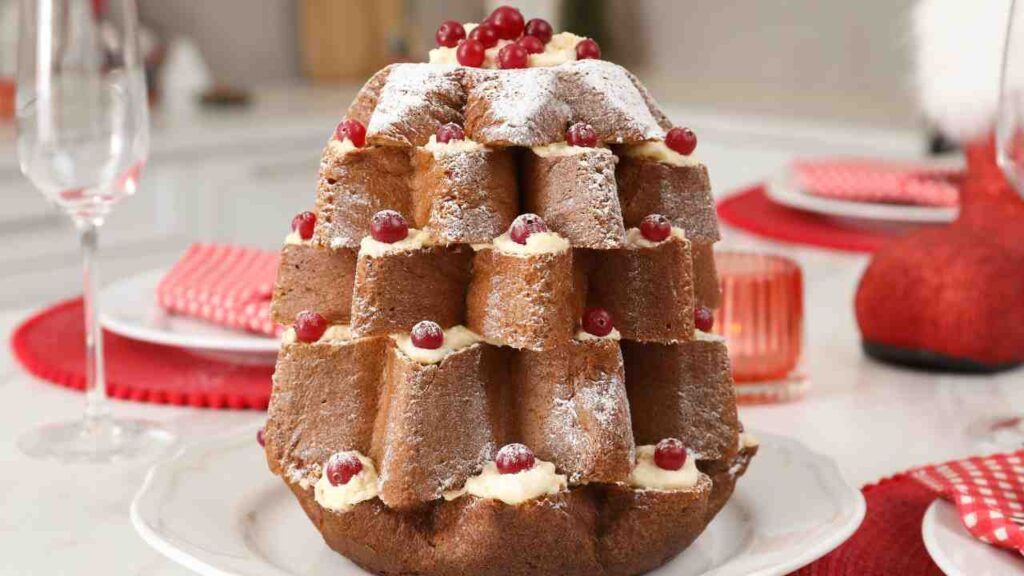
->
[694,305,714,332]
[291,211,316,240]
[257,427,265,447]
[582,307,614,337]
[370,210,409,243]
[495,443,536,474]
[518,35,545,55]
[436,20,466,48]
[498,42,528,69]
[456,39,486,67]
[294,311,328,343]
[654,438,687,471]
[524,18,553,43]
[436,123,465,143]
[489,6,525,40]
[575,38,601,60]
[509,213,549,244]
[334,119,366,147]
[468,22,499,49]
[665,127,697,155]
[639,213,671,243]
[410,321,444,350]
[325,452,364,486]
[565,122,598,147]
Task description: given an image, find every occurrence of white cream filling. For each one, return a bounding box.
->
[624,226,687,249]
[444,459,567,505]
[740,432,760,450]
[313,452,379,512]
[695,329,724,343]
[629,444,700,491]
[281,324,352,346]
[492,231,570,256]
[423,134,485,156]
[531,141,608,157]
[392,325,482,365]
[624,140,700,167]
[575,327,622,342]
[284,230,309,246]
[528,32,584,67]
[358,228,432,258]
[328,138,360,157]
[428,46,459,66]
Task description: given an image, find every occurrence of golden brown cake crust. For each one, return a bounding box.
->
[270,243,357,325]
[616,156,720,242]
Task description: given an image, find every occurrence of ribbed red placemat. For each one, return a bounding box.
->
[789,473,942,575]
[717,185,913,253]
[10,298,273,409]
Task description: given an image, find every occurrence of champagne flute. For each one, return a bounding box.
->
[15,0,172,461]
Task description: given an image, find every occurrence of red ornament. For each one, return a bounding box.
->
[654,438,687,471]
[468,22,499,49]
[518,35,545,55]
[294,311,328,343]
[370,210,409,244]
[489,6,525,40]
[495,443,536,474]
[325,452,364,486]
[334,119,366,148]
[291,211,316,240]
[694,305,714,332]
[856,138,1024,371]
[456,39,486,67]
[665,127,697,156]
[639,213,671,243]
[509,213,548,244]
[435,20,466,48]
[410,321,444,350]
[436,123,465,143]
[524,18,553,43]
[575,38,601,60]
[565,122,598,147]
[582,308,614,337]
[498,42,529,69]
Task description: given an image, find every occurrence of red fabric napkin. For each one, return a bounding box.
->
[792,159,960,207]
[156,244,280,336]
[911,451,1024,554]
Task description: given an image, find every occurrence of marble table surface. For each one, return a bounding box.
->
[2,100,1022,575]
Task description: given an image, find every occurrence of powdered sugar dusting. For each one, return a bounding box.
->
[366,64,465,147]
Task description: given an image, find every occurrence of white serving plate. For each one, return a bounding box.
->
[922,499,1024,576]
[765,173,958,224]
[131,427,865,576]
[100,269,279,361]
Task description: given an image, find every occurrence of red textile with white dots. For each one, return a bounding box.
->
[791,159,960,207]
[910,451,1024,554]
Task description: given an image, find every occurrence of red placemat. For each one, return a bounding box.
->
[717,185,914,253]
[11,298,273,409]
[789,473,943,575]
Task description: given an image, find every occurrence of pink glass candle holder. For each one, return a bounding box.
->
[711,251,806,404]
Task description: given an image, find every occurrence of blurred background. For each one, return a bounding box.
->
[0,0,923,309]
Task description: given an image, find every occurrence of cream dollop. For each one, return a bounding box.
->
[423,134,485,155]
[528,32,584,67]
[392,325,482,365]
[629,444,700,491]
[492,231,569,255]
[445,459,567,505]
[623,140,700,167]
[624,226,687,249]
[531,141,608,157]
[328,138,360,157]
[695,329,725,343]
[740,432,760,450]
[358,228,432,258]
[574,327,622,342]
[281,324,352,346]
[314,452,379,512]
[284,230,309,246]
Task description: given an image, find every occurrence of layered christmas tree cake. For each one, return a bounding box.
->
[263,6,757,575]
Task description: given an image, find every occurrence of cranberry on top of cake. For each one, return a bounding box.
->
[445,443,568,505]
[286,211,316,244]
[694,305,715,333]
[577,307,621,341]
[629,438,700,491]
[286,311,353,345]
[392,321,482,365]
[489,213,569,255]
[530,122,611,157]
[429,5,601,69]
[360,210,435,257]
[422,123,487,156]
[314,451,380,512]
[622,126,701,167]
[624,213,688,249]
[331,118,367,155]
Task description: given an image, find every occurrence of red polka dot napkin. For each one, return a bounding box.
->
[791,159,960,207]
[156,244,280,336]
[910,451,1024,554]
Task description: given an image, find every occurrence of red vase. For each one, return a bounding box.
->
[855,138,1024,372]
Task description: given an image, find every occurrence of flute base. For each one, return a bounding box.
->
[17,418,174,463]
